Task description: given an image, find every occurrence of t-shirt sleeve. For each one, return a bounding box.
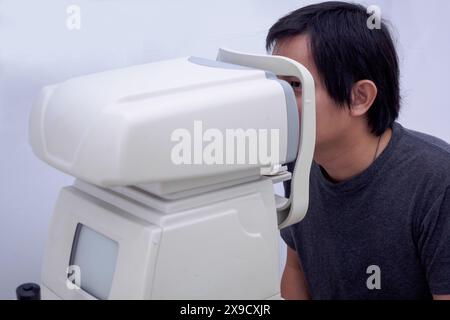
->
[280,226,296,251]
[417,186,450,295]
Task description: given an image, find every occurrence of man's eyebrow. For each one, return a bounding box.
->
[278,75,300,82]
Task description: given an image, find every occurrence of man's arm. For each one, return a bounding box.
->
[280,246,311,299]
[434,295,450,300]
[418,186,450,300]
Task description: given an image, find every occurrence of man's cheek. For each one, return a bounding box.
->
[295,96,302,118]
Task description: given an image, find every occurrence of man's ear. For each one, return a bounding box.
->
[349,80,378,117]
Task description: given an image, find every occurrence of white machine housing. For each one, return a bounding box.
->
[30,56,298,186]
[30,48,316,299]
[41,177,285,300]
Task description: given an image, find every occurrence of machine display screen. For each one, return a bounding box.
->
[69,224,119,299]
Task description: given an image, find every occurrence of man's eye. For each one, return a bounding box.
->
[290,81,301,88]
[289,81,302,94]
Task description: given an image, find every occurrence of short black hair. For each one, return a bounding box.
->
[266,1,400,136]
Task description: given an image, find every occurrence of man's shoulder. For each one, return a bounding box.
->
[395,122,450,191]
[401,124,450,153]
[397,123,450,171]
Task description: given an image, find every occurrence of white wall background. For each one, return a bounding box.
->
[0,0,449,299]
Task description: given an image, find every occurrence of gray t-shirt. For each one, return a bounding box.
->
[282,122,450,299]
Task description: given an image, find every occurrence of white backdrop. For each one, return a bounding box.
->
[1,0,449,299]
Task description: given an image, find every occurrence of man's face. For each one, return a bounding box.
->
[273,34,352,155]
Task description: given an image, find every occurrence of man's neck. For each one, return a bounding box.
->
[315,127,393,183]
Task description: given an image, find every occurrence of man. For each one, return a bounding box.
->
[266,1,450,299]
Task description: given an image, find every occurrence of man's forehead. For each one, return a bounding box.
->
[273,34,311,62]
[272,34,318,79]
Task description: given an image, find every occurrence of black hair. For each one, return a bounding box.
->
[266,1,400,136]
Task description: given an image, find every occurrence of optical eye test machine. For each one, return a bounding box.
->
[20,48,316,300]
